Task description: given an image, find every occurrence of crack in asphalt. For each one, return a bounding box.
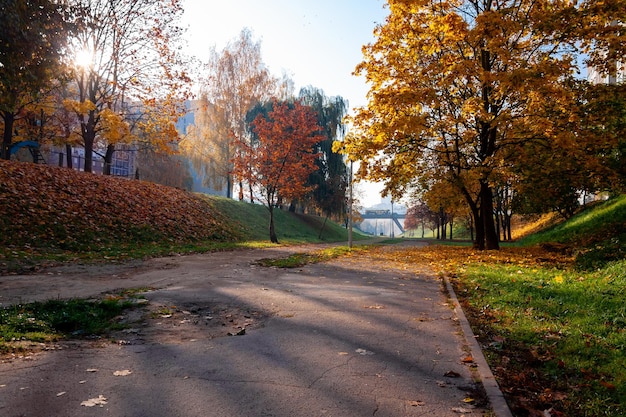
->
[306,357,352,389]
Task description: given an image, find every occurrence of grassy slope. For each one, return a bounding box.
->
[450,196,626,416]
[0,160,358,273]
[518,195,626,269]
[209,196,354,243]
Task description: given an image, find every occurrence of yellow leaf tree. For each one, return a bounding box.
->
[342,0,626,250]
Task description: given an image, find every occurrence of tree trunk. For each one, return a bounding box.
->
[103,144,115,175]
[2,112,15,160]
[496,212,502,241]
[248,183,254,203]
[506,213,512,241]
[82,113,97,173]
[65,144,73,168]
[226,175,232,199]
[318,215,329,239]
[268,205,279,243]
[449,216,454,240]
[473,206,485,250]
[480,180,500,250]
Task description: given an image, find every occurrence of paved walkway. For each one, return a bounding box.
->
[0,244,497,416]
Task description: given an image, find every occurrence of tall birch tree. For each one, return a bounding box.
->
[184,29,278,199]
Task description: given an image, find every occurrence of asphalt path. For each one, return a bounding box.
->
[0,243,493,416]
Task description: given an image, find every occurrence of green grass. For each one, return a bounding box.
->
[519,195,626,270]
[521,196,626,244]
[209,196,363,243]
[457,259,626,416]
[445,195,626,416]
[0,295,141,353]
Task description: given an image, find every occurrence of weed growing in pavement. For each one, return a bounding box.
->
[0,296,141,354]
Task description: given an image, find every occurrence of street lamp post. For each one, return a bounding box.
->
[348,160,353,249]
[391,200,394,238]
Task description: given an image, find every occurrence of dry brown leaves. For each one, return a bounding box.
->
[373,244,575,275]
[0,160,238,250]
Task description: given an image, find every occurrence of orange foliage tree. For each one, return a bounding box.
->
[234,100,324,243]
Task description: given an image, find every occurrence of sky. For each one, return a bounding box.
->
[180,0,390,207]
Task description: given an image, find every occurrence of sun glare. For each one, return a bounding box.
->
[74,48,94,68]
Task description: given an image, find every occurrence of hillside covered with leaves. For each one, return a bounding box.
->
[0,160,241,270]
[0,160,355,274]
[0,160,240,247]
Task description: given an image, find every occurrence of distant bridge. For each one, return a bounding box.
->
[360,210,406,234]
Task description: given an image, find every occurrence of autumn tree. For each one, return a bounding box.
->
[0,0,75,159]
[341,0,626,250]
[234,99,324,243]
[404,202,435,238]
[183,29,280,199]
[66,0,190,173]
[511,81,626,219]
[182,96,230,193]
[582,83,626,192]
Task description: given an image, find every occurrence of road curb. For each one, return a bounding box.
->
[443,275,514,417]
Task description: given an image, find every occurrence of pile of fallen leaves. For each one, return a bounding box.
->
[0,160,239,252]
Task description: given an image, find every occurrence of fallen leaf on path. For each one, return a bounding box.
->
[408,400,425,406]
[355,348,375,355]
[113,370,132,376]
[461,356,474,363]
[56,392,66,397]
[451,406,473,413]
[86,368,98,373]
[81,395,107,407]
[444,370,461,378]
